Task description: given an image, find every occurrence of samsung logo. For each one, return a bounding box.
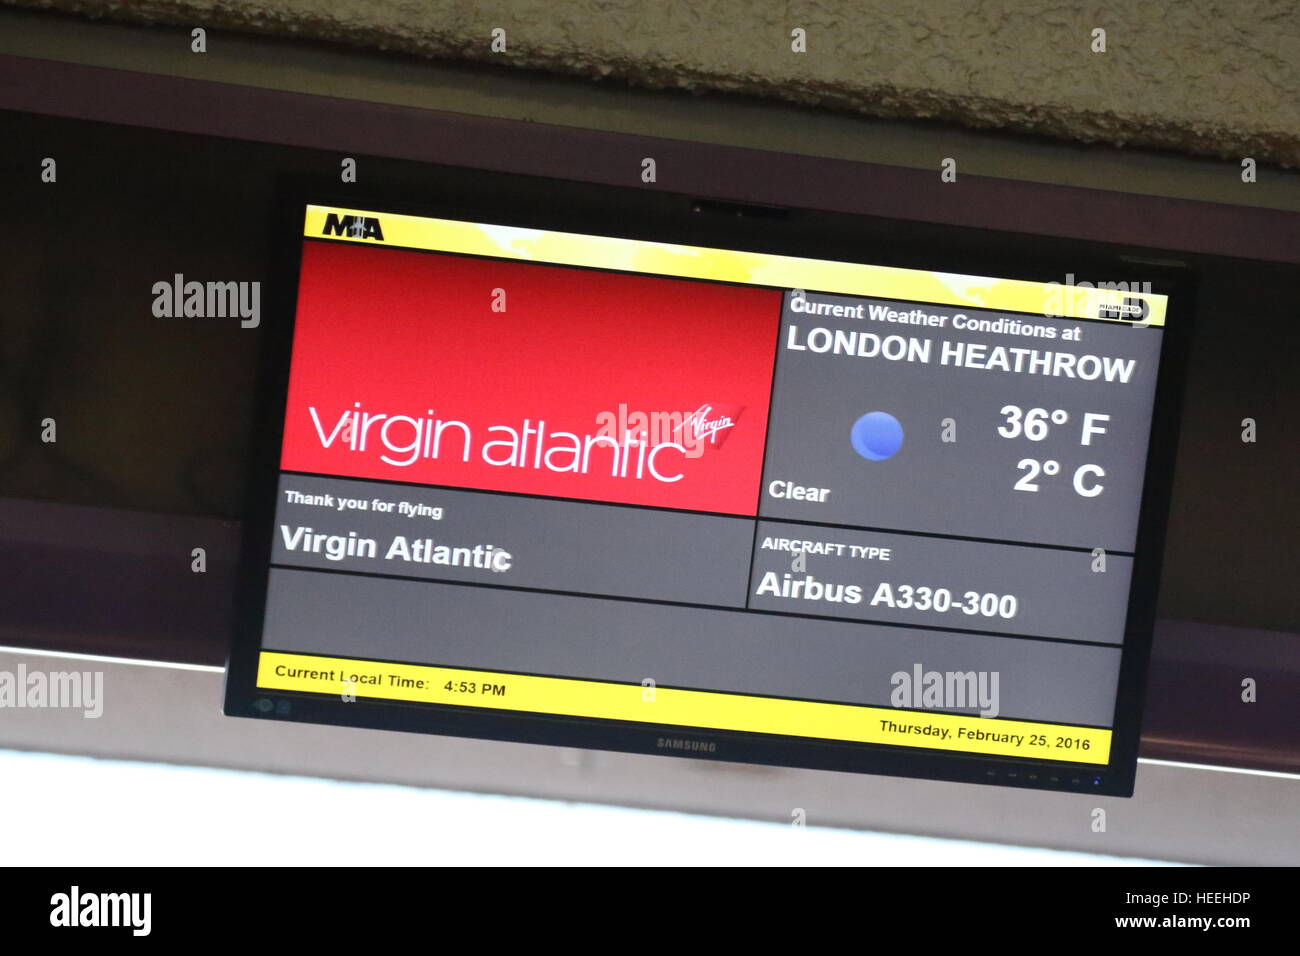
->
[656,737,717,753]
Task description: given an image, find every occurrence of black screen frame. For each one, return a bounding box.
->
[224,169,1194,798]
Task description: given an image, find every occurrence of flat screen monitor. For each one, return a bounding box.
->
[225,186,1189,796]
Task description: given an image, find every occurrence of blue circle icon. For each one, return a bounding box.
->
[851,411,904,461]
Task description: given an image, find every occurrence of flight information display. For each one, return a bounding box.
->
[226,200,1179,795]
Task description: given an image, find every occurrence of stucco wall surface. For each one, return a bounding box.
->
[6,1,1299,166]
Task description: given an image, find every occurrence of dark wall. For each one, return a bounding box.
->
[1,109,1296,636]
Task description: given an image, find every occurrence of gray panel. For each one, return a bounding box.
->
[749,520,1131,643]
[761,292,1164,550]
[264,567,1121,726]
[272,474,753,607]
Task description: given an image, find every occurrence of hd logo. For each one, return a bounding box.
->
[322,213,385,241]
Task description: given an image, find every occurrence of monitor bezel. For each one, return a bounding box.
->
[224,170,1195,798]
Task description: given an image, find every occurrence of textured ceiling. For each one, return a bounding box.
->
[6,0,1299,167]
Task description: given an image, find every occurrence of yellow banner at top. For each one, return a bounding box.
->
[303,205,1167,326]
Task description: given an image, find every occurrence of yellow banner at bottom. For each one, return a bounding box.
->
[257,651,1109,764]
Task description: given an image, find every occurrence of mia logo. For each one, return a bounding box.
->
[322,213,385,241]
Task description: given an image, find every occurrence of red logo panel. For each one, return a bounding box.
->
[281,241,782,515]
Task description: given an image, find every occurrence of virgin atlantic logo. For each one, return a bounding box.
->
[593,403,744,459]
[674,403,744,449]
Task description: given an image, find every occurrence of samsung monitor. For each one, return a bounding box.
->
[225,183,1189,796]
